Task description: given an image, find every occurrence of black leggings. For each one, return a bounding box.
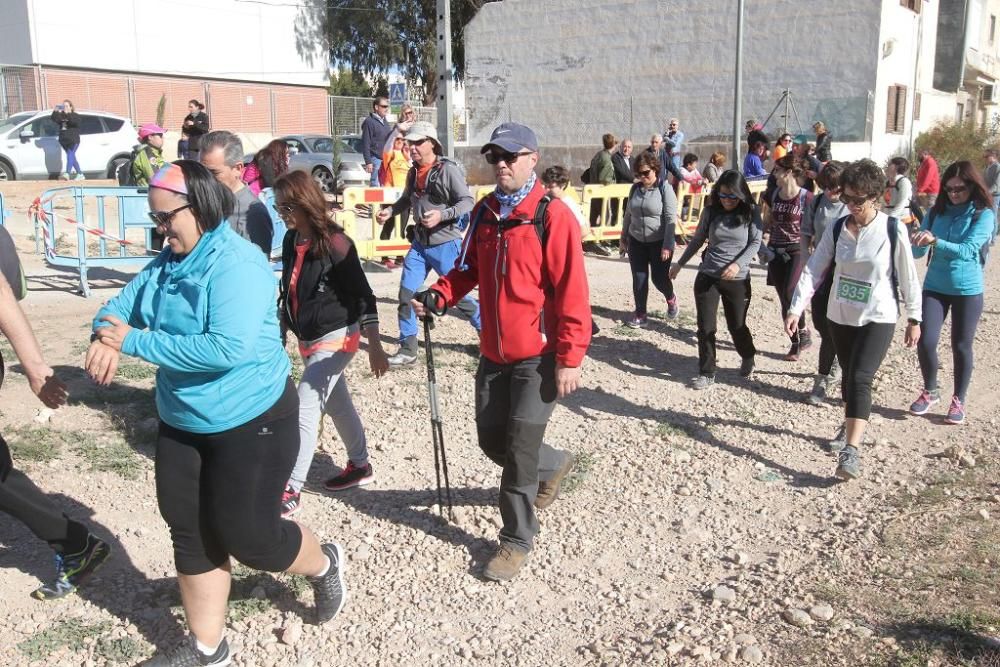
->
[810,282,838,376]
[693,272,755,376]
[0,439,90,555]
[828,321,895,420]
[155,380,303,575]
[627,236,674,314]
[918,290,983,402]
[766,245,806,338]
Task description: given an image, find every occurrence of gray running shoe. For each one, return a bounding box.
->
[691,374,715,390]
[836,445,861,481]
[141,636,231,666]
[808,375,829,406]
[387,348,418,367]
[824,423,847,453]
[309,542,347,624]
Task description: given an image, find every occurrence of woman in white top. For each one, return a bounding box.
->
[883,156,913,223]
[786,159,922,481]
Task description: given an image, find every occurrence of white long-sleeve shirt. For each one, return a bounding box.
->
[789,212,921,326]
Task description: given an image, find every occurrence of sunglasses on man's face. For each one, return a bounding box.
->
[484,150,532,165]
[148,204,191,227]
[376,104,389,109]
[841,193,874,206]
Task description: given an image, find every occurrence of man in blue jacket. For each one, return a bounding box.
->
[361,96,394,186]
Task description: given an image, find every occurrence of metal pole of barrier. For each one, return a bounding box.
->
[436,0,454,158]
[732,0,745,169]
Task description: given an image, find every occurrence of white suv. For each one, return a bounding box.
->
[0,110,137,181]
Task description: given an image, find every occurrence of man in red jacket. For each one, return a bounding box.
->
[413,122,592,581]
[915,149,940,209]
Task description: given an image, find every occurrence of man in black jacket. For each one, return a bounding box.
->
[361,97,393,186]
[612,139,634,184]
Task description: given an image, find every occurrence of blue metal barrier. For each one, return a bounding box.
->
[36,186,154,297]
[0,191,8,227]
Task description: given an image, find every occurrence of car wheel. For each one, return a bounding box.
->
[312,167,335,194]
[107,156,129,180]
[0,159,13,181]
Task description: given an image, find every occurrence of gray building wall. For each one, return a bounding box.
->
[464,0,883,149]
[0,0,32,64]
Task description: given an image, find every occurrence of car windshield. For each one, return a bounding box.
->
[310,137,334,154]
[0,112,34,136]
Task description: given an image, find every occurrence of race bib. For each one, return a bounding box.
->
[835,276,873,306]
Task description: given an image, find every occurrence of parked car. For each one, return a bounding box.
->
[0,109,137,181]
[259,134,365,194]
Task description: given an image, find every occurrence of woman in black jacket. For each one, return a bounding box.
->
[50,100,82,180]
[275,170,389,517]
[181,99,210,159]
[813,121,832,164]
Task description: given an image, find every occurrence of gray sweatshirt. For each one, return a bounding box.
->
[388,157,473,247]
[621,181,678,250]
[801,193,848,252]
[230,186,274,256]
[675,207,763,279]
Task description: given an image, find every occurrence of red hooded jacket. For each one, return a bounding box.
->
[916,155,940,195]
[431,182,591,367]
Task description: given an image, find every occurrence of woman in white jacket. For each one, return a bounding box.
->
[785,159,922,481]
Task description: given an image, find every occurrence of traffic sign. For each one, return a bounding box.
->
[389,83,406,114]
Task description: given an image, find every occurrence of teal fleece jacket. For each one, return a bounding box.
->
[911,202,995,296]
[94,223,290,433]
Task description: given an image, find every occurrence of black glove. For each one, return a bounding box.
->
[0,435,12,483]
[414,289,447,317]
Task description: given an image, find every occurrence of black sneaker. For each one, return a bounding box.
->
[281,485,302,518]
[739,356,755,378]
[309,542,347,624]
[324,461,374,491]
[32,533,111,600]
[142,636,231,666]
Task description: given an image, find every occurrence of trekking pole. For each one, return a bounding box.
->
[422,314,454,521]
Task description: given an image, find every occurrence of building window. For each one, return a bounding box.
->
[900,0,921,14]
[886,85,908,134]
[991,15,997,44]
[914,92,922,121]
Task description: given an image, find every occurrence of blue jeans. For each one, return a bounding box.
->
[397,238,480,346]
[64,144,81,174]
[369,157,382,186]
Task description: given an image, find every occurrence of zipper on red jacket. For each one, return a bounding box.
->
[494,224,506,362]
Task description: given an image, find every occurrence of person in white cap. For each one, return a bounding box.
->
[377,120,481,366]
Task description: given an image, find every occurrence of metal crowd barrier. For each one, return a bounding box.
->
[33,186,155,297]
[580,183,633,243]
[0,191,9,227]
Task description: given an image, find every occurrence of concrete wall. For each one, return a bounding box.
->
[464,0,882,149]
[2,0,326,87]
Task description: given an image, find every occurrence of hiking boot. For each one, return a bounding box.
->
[739,356,755,378]
[536,451,575,510]
[910,389,941,416]
[483,543,530,582]
[798,330,813,353]
[625,313,647,328]
[666,295,680,320]
[281,485,302,518]
[387,348,418,367]
[945,396,966,425]
[309,542,347,624]
[824,424,847,453]
[324,461,374,491]
[691,374,715,390]
[141,636,231,666]
[32,533,111,600]
[836,445,861,481]
[808,375,829,406]
[783,340,800,362]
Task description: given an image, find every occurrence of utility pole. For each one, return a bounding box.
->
[436,0,454,157]
[732,0,745,168]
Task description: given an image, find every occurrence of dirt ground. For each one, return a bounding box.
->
[0,179,998,666]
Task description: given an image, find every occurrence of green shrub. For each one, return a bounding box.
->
[914,120,996,171]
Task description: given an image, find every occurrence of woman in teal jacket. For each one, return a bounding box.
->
[85,162,346,666]
[909,160,995,425]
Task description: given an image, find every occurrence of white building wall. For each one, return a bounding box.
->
[464,0,883,149]
[1,0,327,87]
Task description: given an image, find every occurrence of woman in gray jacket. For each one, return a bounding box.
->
[671,170,763,389]
[619,151,679,327]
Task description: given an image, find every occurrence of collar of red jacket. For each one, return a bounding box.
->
[483,179,546,221]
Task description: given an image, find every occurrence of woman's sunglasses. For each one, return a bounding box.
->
[945,185,969,195]
[840,193,874,206]
[636,169,654,178]
[148,204,191,227]
[273,203,296,216]
[718,192,740,200]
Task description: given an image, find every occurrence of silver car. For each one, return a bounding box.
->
[278,134,367,194]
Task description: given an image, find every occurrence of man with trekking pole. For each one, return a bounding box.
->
[412,122,591,582]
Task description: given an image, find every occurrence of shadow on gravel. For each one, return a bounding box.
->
[586,330,690,381]
[565,386,840,489]
[883,620,1000,664]
[0,493,183,655]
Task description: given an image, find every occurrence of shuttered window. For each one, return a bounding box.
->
[900,0,921,14]
[886,85,908,134]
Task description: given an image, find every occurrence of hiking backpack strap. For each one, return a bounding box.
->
[532,195,552,250]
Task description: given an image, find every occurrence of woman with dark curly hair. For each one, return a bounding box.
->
[786,159,922,481]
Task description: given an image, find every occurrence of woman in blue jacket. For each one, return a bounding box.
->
[86,162,346,666]
[909,160,995,425]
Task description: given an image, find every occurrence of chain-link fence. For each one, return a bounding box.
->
[0,65,41,120]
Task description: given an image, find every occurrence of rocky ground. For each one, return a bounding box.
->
[0,180,998,666]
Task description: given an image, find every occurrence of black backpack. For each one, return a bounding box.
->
[116,145,147,186]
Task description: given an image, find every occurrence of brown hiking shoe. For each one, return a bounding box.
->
[483,544,530,582]
[535,453,575,510]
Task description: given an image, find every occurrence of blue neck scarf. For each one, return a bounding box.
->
[494,172,537,210]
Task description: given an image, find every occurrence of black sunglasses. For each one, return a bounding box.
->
[376,104,389,109]
[273,203,296,215]
[718,192,740,200]
[148,204,191,227]
[484,150,533,165]
[945,185,969,195]
[636,169,654,178]
[406,138,428,147]
[841,193,875,206]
